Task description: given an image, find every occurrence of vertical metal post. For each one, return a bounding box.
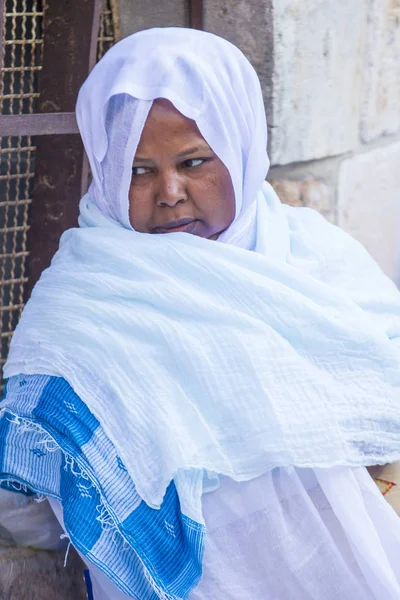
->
[109,0,121,43]
[189,0,203,30]
[25,0,102,298]
[0,0,4,67]
[89,0,103,70]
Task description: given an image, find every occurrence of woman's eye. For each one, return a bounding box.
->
[132,166,151,176]
[184,158,205,168]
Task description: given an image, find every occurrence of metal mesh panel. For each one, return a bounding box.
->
[0,0,43,381]
[97,0,116,61]
[0,0,117,383]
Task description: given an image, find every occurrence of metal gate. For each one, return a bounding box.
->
[0,0,120,384]
[0,0,203,386]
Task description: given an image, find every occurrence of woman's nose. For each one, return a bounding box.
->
[156,171,187,207]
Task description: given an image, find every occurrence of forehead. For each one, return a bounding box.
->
[136,98,208,152]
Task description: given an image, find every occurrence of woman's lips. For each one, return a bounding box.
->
[152,219,198,234]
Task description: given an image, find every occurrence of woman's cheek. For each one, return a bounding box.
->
[129,189,152,230]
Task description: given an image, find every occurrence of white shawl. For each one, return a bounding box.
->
[5,28,400,522]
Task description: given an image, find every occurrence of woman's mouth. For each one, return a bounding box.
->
[152,218,198,234]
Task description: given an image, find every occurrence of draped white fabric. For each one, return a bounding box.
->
[5,27,400,522]
[50,466,400,600]
[194,467,400,600]
[5,181,400,519]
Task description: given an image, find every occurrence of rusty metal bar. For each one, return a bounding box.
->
[25,0,102,300]
[0,303,24,312]
[109,0,121,42]
[0,146,35,153]
[0,251,29,258]
[1,92,40,99]
[2,66,42,72]
[1,277,29,285]
[0,113,78,136]
[0,173,34,180]
[4,12,44,17]
[3,39,43,45]
[189,0,203,30]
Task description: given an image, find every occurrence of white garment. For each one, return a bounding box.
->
[5,26,400,599]
[7,27,400,518]
[76,28,269,248]
[6,186,400,520]
[7,27,400,520]
[49,467,400,599]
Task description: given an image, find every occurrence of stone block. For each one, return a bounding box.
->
[269,177,331,213]
[117,0,188,38]
[269,179,303,207]
[0,546,86,600]
[361,0,400,142]
[337,141,400,281]
[270,0,368,165]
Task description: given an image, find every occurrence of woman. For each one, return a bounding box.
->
[1,27,400,600]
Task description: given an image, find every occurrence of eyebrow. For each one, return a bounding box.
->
[175,146,203,159]
[134,145,211,163]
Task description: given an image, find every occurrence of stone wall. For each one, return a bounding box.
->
[0,546,86,600]
[206,0,400,282]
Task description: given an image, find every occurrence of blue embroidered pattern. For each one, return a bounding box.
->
[0,375,205,599]
[30,448,46,458]
[116,456,127,472]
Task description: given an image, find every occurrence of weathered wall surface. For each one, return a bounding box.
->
[361,0,400,142]
[0,546,86,600]
[204,0,274,129]
[338,141,400,279]
[269,0,368,165]
[265,0,400,281]
[117,0,189,36]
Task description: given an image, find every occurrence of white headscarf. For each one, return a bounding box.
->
[76,27,269,248]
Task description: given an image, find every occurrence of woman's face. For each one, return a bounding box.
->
[129,99,235,240]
